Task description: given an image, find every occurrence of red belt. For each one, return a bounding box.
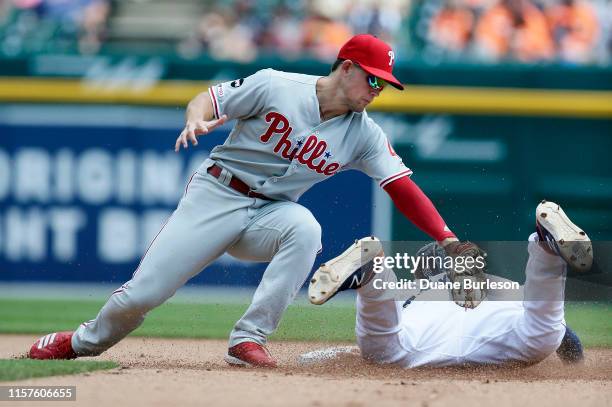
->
[207,164,272,200]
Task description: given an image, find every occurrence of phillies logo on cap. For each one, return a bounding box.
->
[337,34,404,90]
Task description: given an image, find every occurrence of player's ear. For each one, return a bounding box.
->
[340,60,354,75]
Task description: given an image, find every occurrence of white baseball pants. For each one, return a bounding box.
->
[355,233,568,367]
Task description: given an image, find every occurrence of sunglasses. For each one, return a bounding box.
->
[354,62,387,91]
[367,75,387,91]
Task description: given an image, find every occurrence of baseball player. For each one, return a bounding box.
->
[308,201,591,367]
[28,34,481,368]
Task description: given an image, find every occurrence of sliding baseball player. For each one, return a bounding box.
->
[309,201,591,367]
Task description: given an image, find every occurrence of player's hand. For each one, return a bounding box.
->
[443,241,488,309]
[444,241,487,275]
[174,114,228,152]
[443,241,487,267]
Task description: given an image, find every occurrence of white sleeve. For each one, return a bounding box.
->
[208,69,272,120]
[350,120,412,188]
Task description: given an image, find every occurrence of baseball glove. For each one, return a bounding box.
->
[413,241,488,309]
[443,241,488,309]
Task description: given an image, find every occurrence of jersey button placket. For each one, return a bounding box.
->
[285,164,296,175]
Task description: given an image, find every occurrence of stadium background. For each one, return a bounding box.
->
[0,3,611,403]
[0,0,610,288]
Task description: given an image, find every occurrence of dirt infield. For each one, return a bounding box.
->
[2,334,611,407]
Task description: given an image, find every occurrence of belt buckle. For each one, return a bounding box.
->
[218,167,233,186]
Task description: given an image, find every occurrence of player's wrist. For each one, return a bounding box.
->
[438,237,459,248]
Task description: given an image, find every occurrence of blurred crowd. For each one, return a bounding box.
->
[423,0,610,64]
[0,0,109,54]
[0,0,610,65]
[177,0,409,62]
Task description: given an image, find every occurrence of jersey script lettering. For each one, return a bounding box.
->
[259,111,340,176]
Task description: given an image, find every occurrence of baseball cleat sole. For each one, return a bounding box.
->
[223,353,277,368]
[224,354,251,367]
[536,200,593,272]
[224,353,276,368]
[308,236,383,305]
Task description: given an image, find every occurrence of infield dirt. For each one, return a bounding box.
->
[2,334,610,407]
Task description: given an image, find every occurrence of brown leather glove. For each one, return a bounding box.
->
[443,241,488,309]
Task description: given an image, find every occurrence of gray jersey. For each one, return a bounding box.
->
[69,71,414,362]
[200,69,411,202]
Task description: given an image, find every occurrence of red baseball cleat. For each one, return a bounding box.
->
[225,342,277,368]
[29,332,77,360]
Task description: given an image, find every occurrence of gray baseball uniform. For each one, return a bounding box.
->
[72,69,411,355]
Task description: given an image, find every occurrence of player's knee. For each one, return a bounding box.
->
[301,216,322,242]
[522,323,566,360]
[541,325,566,354]
[284,209,322,251]
[297,220,322,253]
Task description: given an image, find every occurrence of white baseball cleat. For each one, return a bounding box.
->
[536,200,593,272]
[308,236,383,305]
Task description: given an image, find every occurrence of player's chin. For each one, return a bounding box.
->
[351,101,368,112]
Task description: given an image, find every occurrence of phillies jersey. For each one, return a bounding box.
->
[200,69,411,201]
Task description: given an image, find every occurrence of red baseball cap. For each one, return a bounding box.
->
[337,34,404,90]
